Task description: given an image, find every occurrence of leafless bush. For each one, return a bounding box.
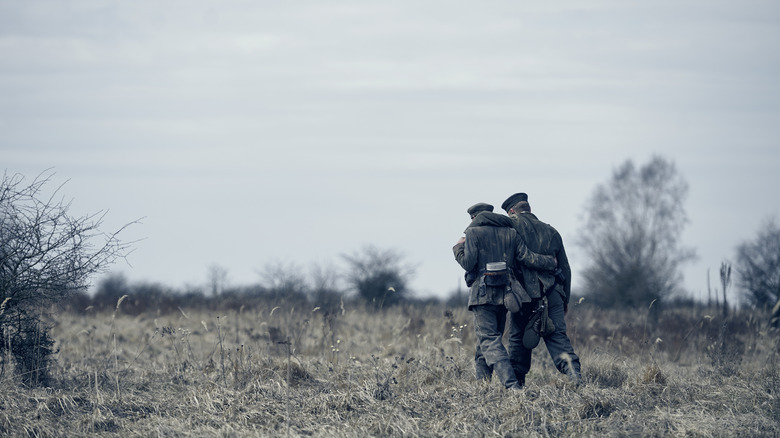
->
[1,169,136,385]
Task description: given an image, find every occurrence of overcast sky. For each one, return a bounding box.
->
[2,1,779,303]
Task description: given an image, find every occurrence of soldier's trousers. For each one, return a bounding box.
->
[508,289,581,379]
[471,304,511,378]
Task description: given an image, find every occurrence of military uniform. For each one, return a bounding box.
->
[453,205,556,389]
[462,203,494,288]
[501,193,582,386]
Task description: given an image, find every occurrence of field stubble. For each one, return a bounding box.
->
[1,300,779,437]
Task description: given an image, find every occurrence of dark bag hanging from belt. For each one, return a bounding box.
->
[522,296,556,349]
[484,262,509,287]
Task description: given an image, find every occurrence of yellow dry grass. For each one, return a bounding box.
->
[1,301,779,437]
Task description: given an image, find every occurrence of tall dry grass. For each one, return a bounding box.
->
[1,299,779,437]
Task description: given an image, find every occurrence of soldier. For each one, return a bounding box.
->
[453,202,556,389]
[501,192,583,387]
[461,203,495,383]
[462,203,493,290]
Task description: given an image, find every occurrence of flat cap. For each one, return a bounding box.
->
[467,202,494,216]
[501,193,528,212]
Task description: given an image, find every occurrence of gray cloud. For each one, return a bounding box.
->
[2,0,779,299]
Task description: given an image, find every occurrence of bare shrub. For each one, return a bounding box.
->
[579,395,616,419]
[589,359,629,388]
[2,317,56,386]
[640,364,667,385]
[706,326,745,377]
[1,170,136,385]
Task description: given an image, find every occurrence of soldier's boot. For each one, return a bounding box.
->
[475,360,493,382]
[511,363,526,388]
[561,363,583,387]
[515,372,526,388]
[569,368,584,387]
[494,359,521,390]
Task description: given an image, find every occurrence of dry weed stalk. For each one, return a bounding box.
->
[108,295,128,339]
[641,298,657,345]
[216,315,227,389]
[107,295,127,402]
[0,297,10,317]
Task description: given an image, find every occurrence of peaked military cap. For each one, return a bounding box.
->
[467,202,494,216]
[501,193,528,212]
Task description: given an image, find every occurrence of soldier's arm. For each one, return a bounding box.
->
[454,230,478,271]
[514,236,556,271]
[452,239,465,266]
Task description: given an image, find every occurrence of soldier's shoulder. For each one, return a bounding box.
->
[541,220,561,235]
[473,212,514,228]
[513,214,538,229]
[539,221,563,241]
[526,214,554,229]
[509,213,528,224]
[536,218,556,230]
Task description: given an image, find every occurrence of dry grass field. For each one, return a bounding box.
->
[1,299,779,437]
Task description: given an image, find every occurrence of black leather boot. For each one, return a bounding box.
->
[476,360,493,382]
[494,359,521,390]
[516,372,526,388]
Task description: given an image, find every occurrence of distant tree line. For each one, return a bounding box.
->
[68,244,464,317]
[66,275,455,318]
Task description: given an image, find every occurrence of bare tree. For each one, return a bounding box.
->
[308,262,344,313]
[207,264,229,297]
[576,156,696,309]
[257,260,309,304]
[0,169,136,385]
[735,217,780,309]
[341,245,415,310]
